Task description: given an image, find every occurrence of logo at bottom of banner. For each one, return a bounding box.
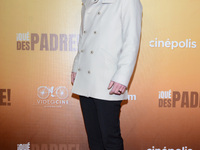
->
[147,146,192,150]
[31,143,80,150]
[17,142,30,150]
[17,142,80,150]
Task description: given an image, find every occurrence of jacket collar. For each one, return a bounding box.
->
[82,0,115,4]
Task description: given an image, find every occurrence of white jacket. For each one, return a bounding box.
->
[71,0,143,100]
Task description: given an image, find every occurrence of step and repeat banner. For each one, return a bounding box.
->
[0,0,199,150]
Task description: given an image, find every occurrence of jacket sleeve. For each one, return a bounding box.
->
[72,25,82,73]
[71,50,80,73]
[111,0,143,87]
[71,5,84,73]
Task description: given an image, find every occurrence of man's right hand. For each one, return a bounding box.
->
[71,72,77,85]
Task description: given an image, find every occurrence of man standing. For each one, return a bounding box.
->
[71,0,142,149]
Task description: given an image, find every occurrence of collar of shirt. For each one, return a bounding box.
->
[82,0,115,5]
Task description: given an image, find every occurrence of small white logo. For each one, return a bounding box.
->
[17,142,30,150]
[128,94,136,100]
[36,86,69,107]
[37,86,68,99]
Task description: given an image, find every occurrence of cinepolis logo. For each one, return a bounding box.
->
[147,146,192,150]
[16,32,79,51]
[149,38,197,50]
[35,86,69,107]
[158,89,199,108]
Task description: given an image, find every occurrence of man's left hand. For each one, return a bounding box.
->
[108,81,127,95]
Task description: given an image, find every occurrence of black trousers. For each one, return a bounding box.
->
[79,95,124,150]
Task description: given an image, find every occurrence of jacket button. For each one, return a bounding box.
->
[81,49,84,52]
[94,31,96,34]
[90,51,94,54]
[98,12,100,15]
[88,70,90,74]
[84,30,86,33]
[78,68,81,71]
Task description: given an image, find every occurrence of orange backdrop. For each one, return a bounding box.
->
[0,0,199,150]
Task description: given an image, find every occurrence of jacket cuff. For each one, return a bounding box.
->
[111,66,134,87]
